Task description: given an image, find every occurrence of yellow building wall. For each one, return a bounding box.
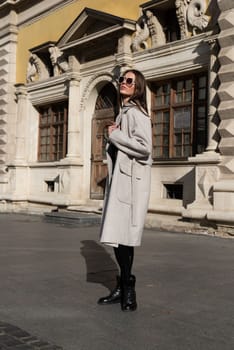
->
[16,0,143,83]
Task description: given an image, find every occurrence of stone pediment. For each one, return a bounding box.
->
[26,8,136,82]
[57,7,135,51]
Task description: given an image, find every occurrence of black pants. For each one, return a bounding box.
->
[114,244,134,283]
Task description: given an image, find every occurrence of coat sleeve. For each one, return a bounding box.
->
[109,108,152,159]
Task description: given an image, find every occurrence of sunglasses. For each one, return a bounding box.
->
[118,76,135,86]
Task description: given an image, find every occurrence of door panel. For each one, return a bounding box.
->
[90,83,117,199]
[91,114,113,199]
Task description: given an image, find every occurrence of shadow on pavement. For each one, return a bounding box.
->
[80,240,118,292]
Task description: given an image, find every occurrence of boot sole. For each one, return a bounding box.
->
[121,303,137,311]
[97,299,121,305]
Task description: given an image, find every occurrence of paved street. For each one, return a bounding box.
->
[0,213,233,350]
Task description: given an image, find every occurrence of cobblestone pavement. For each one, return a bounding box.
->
[0,321,62,349]
[0,213,234,350]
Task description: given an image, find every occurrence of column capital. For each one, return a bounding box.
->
[115,53,133,69]
[66,72,81,84]
[15,84,27,99]
[66,72,82,160]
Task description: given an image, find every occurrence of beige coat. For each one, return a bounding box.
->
[100,103,152,247]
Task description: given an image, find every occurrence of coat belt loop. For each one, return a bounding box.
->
[131,158,137,226]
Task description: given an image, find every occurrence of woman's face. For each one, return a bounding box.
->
[119,71,136,100]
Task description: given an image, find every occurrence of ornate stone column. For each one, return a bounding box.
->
[15,84,28,163]
[65,73,82,161]
[6,84,29,200]
[58,72,84,204]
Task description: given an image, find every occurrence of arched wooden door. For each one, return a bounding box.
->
[90,83,117,199]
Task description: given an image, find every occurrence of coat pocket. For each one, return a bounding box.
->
[132,163,150,226]
[117,161,132,205]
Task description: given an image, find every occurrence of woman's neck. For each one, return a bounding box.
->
[122,97,130,105]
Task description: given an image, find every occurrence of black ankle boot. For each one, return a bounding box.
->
[121,275,137,312]
[97,276,122,305]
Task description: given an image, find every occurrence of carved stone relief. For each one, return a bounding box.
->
[131,11,166,52]
[131,16,149,52]
[26,45,69,82]
[48,45,69,76]
[80,72,115,110]
[175,0,209,39]
[197,167,219,200]
[187,0,209,35]
[26,53,50,82]
[175,0,190,39]
[132,0,210,52]
[146,10,166,48]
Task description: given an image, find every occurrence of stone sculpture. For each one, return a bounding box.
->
[146,10,166,47]
[131,16,149,52]
[49,45,69,76]
[187,0,209,35]
[26,53,50,82]
[175,0,190,39]
[131,10,166,52]
[176,0,209,38]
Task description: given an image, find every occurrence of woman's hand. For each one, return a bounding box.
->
[108,123,118,136]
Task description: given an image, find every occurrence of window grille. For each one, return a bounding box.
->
[151,74,208,160]
[38,101,68,162]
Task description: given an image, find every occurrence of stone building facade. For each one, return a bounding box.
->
[0,0,233,234]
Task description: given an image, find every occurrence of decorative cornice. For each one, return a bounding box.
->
[26,75,69,105]
[0,24,18,40]
[0,0,78,27]
[134,32,211,80]
[0,0,35,12]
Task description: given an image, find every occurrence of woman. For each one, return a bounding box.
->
[98,69,152,311]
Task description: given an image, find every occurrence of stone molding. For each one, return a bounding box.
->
[217,2,234,164]
[26,71,80,105]
[134,33,212,80]
[0,0,77,28]
[80,72,116,110]
[26,75,70,105]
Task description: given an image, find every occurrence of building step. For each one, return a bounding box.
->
[44,210,101,227]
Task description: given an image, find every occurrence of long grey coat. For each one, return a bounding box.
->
[100,103,152,247]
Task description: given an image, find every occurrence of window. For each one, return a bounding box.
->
[45,180,55,192]
[38,101,68,162]
[164,184,183,199]
[151,74,207,160]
